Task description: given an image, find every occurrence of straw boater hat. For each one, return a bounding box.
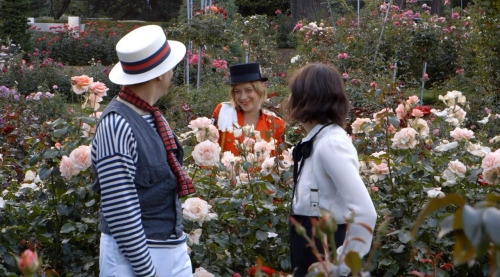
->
[224,62,268,85]
[109,25,186,85]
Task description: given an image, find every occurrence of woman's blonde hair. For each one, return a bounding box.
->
[229,81,267,110]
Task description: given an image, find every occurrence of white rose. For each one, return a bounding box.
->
[182,198,217,225]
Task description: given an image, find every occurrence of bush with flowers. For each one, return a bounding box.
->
[0,75,107,276]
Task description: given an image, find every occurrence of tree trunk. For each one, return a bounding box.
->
[430,0,442,15]
[291,0,328,22]
[50,0,72,20]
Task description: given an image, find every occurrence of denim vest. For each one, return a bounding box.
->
[92,98,184,239]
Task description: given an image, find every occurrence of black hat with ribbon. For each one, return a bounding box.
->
[224,62,268,85]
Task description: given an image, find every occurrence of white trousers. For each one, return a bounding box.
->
[99,233,193,277]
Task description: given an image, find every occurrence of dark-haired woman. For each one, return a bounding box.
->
[284,62,377,276]
[211,63,285,155]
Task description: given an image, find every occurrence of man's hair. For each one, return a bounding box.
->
[230,81,267,109]
[284,62,350,127]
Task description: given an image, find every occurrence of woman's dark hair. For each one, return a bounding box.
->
[284,62,350,128]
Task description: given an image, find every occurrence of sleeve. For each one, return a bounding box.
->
[318,136,377,276]
[273,117,286,148]
[92,113,156,277]
[211,103,222,127]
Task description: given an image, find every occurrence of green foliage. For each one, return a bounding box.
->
[412,193,500,274]
[235,0,290,16]
[0,0,32,50]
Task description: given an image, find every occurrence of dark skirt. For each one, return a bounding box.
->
[289,214,347,277]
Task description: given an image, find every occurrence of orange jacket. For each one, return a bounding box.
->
[211,103,285,156]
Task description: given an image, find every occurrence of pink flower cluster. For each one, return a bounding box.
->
[59,145,92,180]
[212,59,228,69]
[337,53,349,59]
[71,75,108,111]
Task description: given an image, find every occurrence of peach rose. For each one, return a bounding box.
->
[182,197,217,225]
[195,125,219,143]
[188,229,202,245]
[193,267,215,277]
[370,162,389,177]
[188,117,212,130]
[71,75,93,94]
[442,160,467,186]
[261,157,276,173]
[69,145,92,172]
[193,140,220,167]
[351,118,371,134]
[450,127,474,141]
[59,155,78,180]
[254,141,271,161]
[426,187,445,198]
[89,81,108,97]
[408,118,429,138]
[391,127,418,149]
[373,108,393,123]
[395,103,410,119]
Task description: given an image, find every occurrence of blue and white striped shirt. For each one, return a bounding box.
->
[91,112,186,277]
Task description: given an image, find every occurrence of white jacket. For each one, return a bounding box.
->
[292,124,377,276]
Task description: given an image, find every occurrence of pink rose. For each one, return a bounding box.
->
[450,127,474,141]
[343,72,349,79]
[71,75,93,94]
[407,95,419,104]
[16,249,40,275]
[90,81,108,97]
[456,68,464,74]
[189,117,212,130]
[423,73,429,80]
[193,140,220,167]
[481,150,500,172]
[370,82,378,88]
[69,145,92,172]
[391,127,418,149]
[452,12,459,19]
[395,103,410,119]
[412,108,424,117]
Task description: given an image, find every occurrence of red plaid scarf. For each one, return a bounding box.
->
[119,87,195,197]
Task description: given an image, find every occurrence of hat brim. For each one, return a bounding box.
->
[223,77,268,85]
[109,40,186,85]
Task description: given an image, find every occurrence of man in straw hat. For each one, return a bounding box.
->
[92,25,194,277]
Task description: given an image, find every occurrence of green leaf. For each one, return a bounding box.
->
[38,167,53,180]
[53,127,68,137]
[60,223,75,234]
[461,205,485,249]
[48,118,66,127]
[411,193,465,239]
[256,230,268,241]
[398,230,411,244]
[452,231,476,265]
[344,251,361,275]
[483,207,500,245]
[85,199,96,207]
[438,215,454,239]
[42,148,59,159]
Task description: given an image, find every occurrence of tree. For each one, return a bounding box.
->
[290,0,328,21]
[0,0,32,50]
[50,0,72,19]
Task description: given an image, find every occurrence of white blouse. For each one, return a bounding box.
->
[292,123,377,276]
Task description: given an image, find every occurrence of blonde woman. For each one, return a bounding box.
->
[211,62,285,155]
